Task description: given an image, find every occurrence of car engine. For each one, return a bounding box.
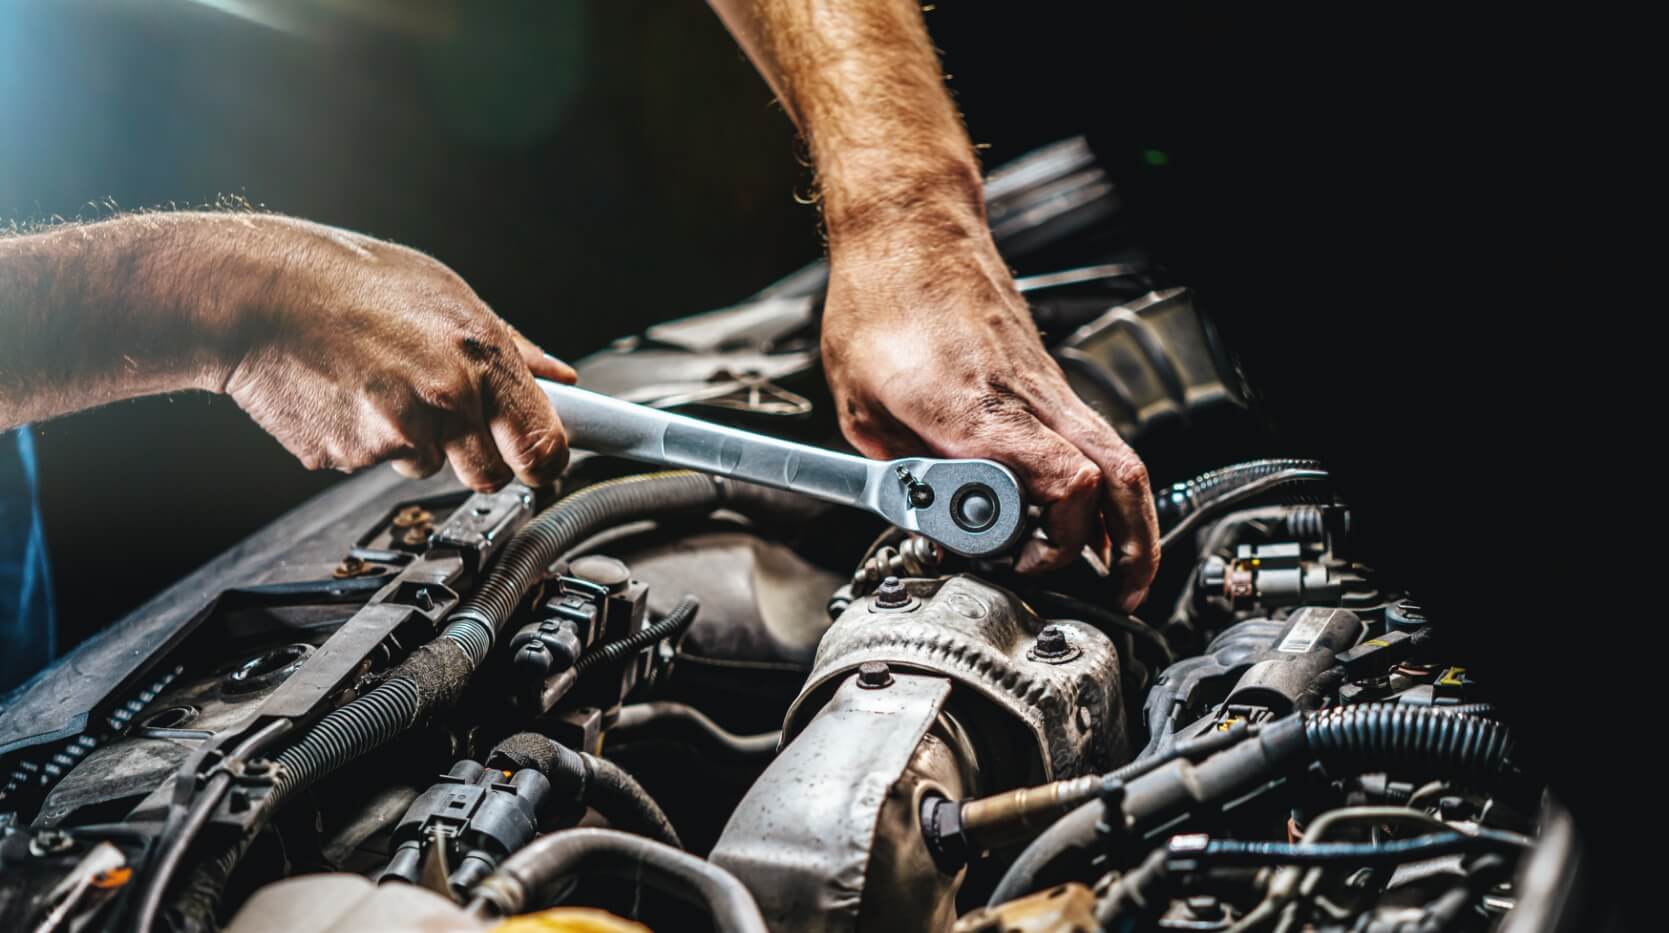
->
[0,140,1567,932]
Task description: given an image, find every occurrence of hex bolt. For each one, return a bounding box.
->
[857,661,894,689]
[1035,625,1070,658]
[873,576,911,608]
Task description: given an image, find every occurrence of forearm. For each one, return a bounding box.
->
[0,213,293,430]
[709,0,986,252]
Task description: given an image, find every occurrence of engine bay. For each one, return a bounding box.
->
[0,141,1567,932]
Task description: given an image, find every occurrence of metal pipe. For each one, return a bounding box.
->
[467,828,767,933]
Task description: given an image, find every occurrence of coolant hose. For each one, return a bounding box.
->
[488,732,682,849]
[467,828,768,932]
[990,705,1514,905]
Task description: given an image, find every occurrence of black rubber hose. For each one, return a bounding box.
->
[488,732,681,849]
[1154,459,1325,527]
[987,724,1258,906]
[1158,469,1331,552]
[990,706,1514,905]
[273,474,733,800]
[574,595,700,676]
[610,702,781,759]
[445,473,733,666]
[583,754,682,849]
[466,828,767,931]
[158,473,758,929]
[1303,704,1514,783]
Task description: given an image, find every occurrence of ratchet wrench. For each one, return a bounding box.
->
[538,380,1025,558]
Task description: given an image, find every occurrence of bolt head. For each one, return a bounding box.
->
[857,661,894,689]
[1036,625,1070,656]
[873,576,911,608]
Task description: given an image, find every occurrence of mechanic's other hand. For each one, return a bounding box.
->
[214,217,576,491]
[821,228,1159,610]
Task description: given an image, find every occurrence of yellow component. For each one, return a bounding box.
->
[1365,639,1390,648]
[1216,715,1244,732]
[1437,666,1467,687]
[493,907,652,933]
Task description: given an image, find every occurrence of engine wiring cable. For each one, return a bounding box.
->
[129,718,293,933]
[1093,817,1528,930]
[1153,459,1325,527]
[1217,806,1461,933]
[1158,468,1331,552]
[991,705,1514,905]
[142,472,808,930]
[573,596,699,677]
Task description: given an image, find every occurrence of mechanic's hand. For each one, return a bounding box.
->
[822,228,1159,609]
[214,217,575,491]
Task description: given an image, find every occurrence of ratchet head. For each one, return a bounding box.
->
[878,458,1026,559]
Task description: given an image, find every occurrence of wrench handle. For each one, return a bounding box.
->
[537,381,1025,558]
[540,381,878,506]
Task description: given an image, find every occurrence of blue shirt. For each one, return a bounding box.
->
[1,426,55,694]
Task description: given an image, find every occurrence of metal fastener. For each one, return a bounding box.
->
[1035,625,1069,657]
[1028,624,1081,663]
[873,576,911,609]
[857,661,894,689]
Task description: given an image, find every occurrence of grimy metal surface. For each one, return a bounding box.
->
[788,575,1126,783]
[539,381,1025,558]
[711,673,959,933]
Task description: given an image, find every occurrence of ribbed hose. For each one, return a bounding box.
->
[574,595,700,676]
[990,706,1515,904]
[1157,469,1331,552]
[161,473,797,930]
[444,473,731,666]
[1154,458,1325,526]
[1303,704,1514,782]
[274,678,421,798]
[272,473,729,799]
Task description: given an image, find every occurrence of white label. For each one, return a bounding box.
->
[1277,608,1336,654]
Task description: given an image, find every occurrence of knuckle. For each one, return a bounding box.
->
[1034,450,1100,502]
[1109,455,1150,492]
[507,425,567,472]
[1064,459,1102,496]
